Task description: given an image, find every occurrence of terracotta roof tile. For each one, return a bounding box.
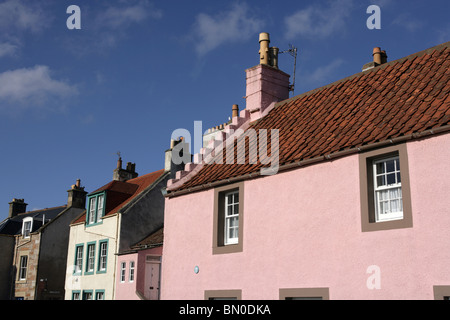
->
[72,169,165,224]
[169,42,450,194]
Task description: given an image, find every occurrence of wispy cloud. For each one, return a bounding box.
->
[0,65,78,111]
[0,0,50,59]
[284,0,354,40]
[70,1,162,54]
[436,24,450,43]
[191,3,264,56]
[306,59,344,85]
[392,13,425,32]
[0,0,49,33]
[0,42,19,58]
[95,0,162,30]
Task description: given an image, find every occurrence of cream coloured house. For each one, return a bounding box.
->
[64,159,168,300]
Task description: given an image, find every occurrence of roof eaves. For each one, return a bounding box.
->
[166,123,450,198]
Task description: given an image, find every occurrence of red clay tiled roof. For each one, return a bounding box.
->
[169,42,450,194]
[72,169,165,224]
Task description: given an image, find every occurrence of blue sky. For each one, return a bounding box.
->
[0,0,449,221]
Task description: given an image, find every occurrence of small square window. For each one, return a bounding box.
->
[82,290,93,300]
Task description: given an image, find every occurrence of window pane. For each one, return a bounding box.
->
[386,159,395,173]
[89,198,96,223]
[396,172,401,183]
[233,204,239,215]
[377,175,385,187]
[231,216,239,227]
[387,173,396,185]
[395,158,400,170]
[376,162,385,174]
[391,199,400,212]
[234,193,239,203]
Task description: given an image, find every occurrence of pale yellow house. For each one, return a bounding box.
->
[64,159,168,300]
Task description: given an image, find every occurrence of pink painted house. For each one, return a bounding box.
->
[161,34,450,300]
[115,228,163,300]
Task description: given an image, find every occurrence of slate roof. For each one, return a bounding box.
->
[130,227,163,250]
[72,169,166,224]
[168,41,450,194]
[0,205,68,236]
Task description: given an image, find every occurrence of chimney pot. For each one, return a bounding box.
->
[381,50,388,64]
[259,32,270,65]
[269,47,279,69]
[373,47,382,65]
[232,104,239,118]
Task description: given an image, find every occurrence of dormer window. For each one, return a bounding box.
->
[22,217,33,238]
[87,193,106,226]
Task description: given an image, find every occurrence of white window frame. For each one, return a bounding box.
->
[83,291,93,300]
[224,190,239,245]
[19,255,28,280]
[72,292,81,300]
[120,262,126,283]
[22,217,33,238]
[373,156,403,222]
[129,261,135,282]
[88,197,96,224]
[96,194,104,223]
[98,241,108,272]
[95,291,104,300]
[86,244,95,273]
[74,245,83,274]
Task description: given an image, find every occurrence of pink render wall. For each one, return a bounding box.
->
[115,246,163,300]
[161,133,450,300]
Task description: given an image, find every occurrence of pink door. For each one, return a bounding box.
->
[144,256,161,300]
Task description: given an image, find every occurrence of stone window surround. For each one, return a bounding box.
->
[213,182,244,255]
[359,143,413,232]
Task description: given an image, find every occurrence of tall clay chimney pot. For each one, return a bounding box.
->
[373,47,382,65]
[259,32,270,65]
[232,104,239,118]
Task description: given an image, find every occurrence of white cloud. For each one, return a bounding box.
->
[0,0,48,33]
[191,3,264,56]
[305,59,344,85]
[392,13,424,32]
[0,42,19,58]
[0,65,77,109]
[96,0,162,30]
[284,0,354,39]
[67,1,162,54]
